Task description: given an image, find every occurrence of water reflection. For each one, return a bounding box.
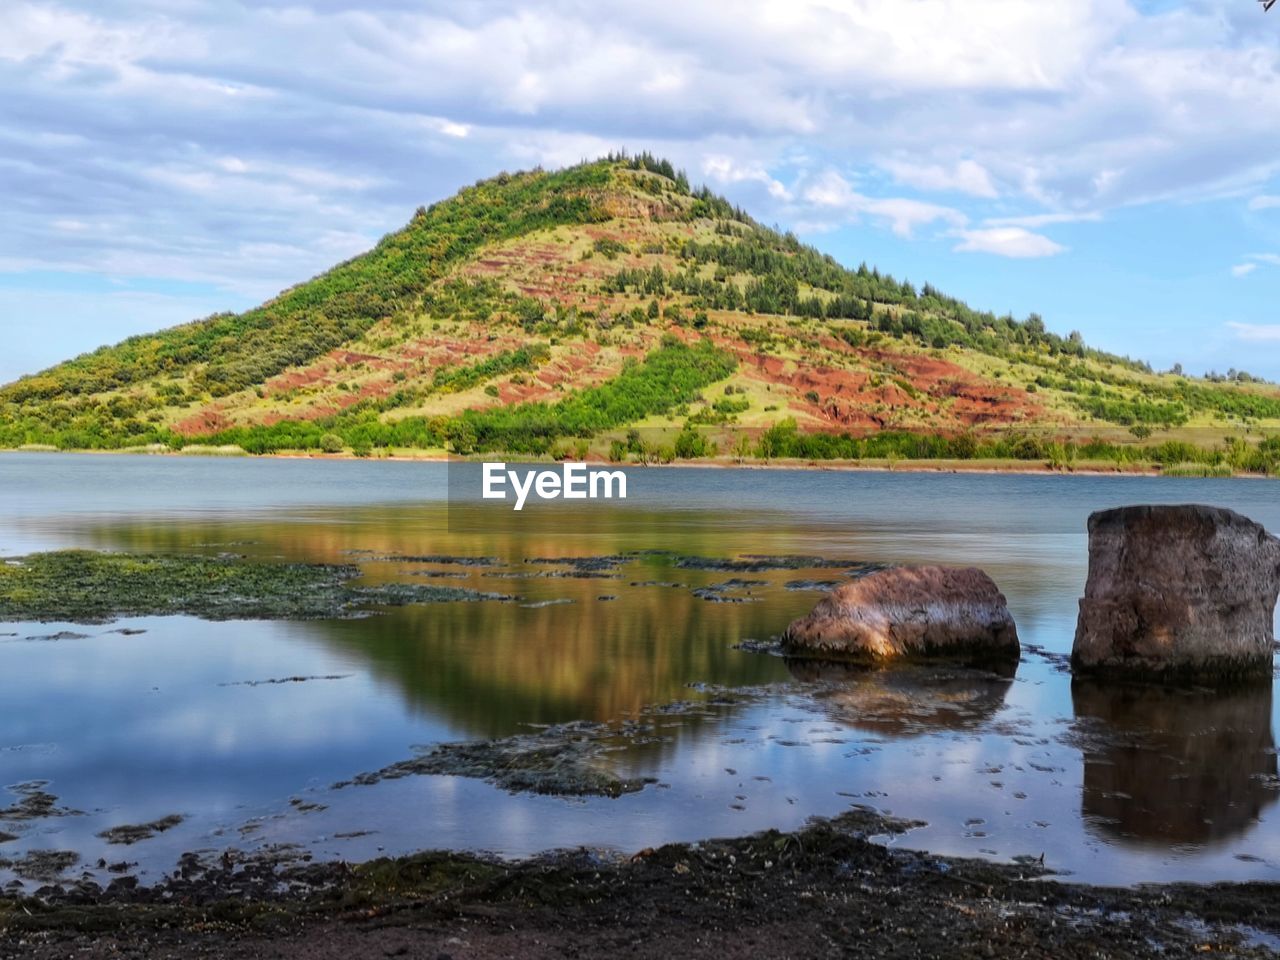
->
[311,598,789,735]
[1073,680,1278,846]
[6,456,1280,885]
[787,660,1015,737]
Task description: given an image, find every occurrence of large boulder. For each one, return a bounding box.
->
[1071,504,1280,680]
[781,566,1020,667]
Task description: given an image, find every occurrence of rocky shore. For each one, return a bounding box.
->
[3,808,1279,959]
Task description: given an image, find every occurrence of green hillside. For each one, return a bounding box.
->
[3,154,1279,474]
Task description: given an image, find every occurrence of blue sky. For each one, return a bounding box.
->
[2,0,1280,383]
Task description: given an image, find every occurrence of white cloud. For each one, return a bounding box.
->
[4,0,1280,377]
[983,211,1102,228]
[1228,322,1280,343]
[701,155,791,200]
[436,120,470,139]
[801,170,967,237]
[866,197,968,237]
[1233,253,1280,276]
[953,227,1066,259]
[878,158,998,198]
[802,170,860,209]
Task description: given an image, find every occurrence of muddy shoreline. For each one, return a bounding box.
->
[5,504,1280,955]
[5,663,1277,957]
[3,808,1280,959]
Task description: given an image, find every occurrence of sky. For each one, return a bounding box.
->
[2,0,1280,384]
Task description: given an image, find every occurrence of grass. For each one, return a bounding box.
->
[1160,461,1236,478]
[178,444,248,456]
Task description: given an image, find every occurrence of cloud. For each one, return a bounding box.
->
[701,154,790,200]
[983,211,1102,229]
[878,158,998,198]
[1231,253,1280,277]
[3,0,1280,377]
[953,227,1066,259]
[801,170,967,237]
[1228,322,1280,343]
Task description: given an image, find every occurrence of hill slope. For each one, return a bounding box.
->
[4,154,1280,473]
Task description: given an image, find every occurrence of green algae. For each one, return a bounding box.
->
[336,720,657,798]
[0,550,514,624]
[97,816,185,846]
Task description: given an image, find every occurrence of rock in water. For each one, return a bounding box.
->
[1071,504,1280,680]
[781,566,1019,666]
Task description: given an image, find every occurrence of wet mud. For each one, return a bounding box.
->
[4,809,1280,959]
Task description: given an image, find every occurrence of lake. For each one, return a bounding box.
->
[1,452,1278,888]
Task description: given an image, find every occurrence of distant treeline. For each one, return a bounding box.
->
[601,220,1150,371]
[750,418,1280,475]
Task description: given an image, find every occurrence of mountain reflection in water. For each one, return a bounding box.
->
[3,455,1280,887]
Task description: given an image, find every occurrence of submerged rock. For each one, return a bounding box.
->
[1071,505,1280,679]
[781,566,1019,666]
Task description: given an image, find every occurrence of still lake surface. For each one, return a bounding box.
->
[1,452,1279,887]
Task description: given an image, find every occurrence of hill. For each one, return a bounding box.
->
[3,154,1279,474]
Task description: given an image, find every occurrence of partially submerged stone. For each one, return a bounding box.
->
[781,566,1020,667]
[1071,505,1280,680]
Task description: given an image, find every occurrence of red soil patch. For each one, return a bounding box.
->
[704,320,1043,434]
[173,407,233,437]
[598,195,681,221]
[459,230,675,314]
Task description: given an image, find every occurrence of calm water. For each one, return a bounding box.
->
[1,452,1279,888]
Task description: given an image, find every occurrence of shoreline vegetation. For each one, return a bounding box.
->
[1,444,1270,479]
